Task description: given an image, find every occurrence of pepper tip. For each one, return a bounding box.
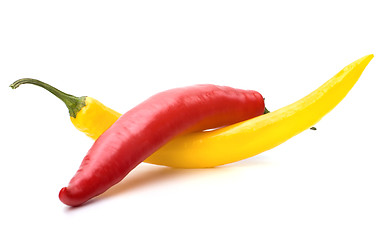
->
[59,187,78,207]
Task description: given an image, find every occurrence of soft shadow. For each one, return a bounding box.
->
[63,156,270,210]
[63,166,201,211]
[63,198,100,212]
[98,165,218,199]
[98,155,270,200]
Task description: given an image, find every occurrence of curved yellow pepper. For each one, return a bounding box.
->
[10,54,372,168]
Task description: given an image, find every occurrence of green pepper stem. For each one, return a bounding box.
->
[10,78,86,118]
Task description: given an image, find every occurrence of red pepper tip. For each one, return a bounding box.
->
[59,187,82,207]
[58,187,69,205]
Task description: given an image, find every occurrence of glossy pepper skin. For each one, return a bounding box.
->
[147,54,373,167]
[55,84,264,206]
[59,50,372,207]
[70,97,121,140]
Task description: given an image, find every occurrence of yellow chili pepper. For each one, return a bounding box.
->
[10,54,372,168]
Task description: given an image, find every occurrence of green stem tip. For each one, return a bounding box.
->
[10,78,86,118]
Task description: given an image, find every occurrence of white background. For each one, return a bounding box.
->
[0,1,384,239]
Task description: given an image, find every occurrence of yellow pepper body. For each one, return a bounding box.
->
[11,54,373,168]
[70,97,121,140]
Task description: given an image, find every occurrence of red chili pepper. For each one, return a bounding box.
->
[59,84,265,206]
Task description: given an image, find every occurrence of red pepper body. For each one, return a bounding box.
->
[59,84,265,206]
